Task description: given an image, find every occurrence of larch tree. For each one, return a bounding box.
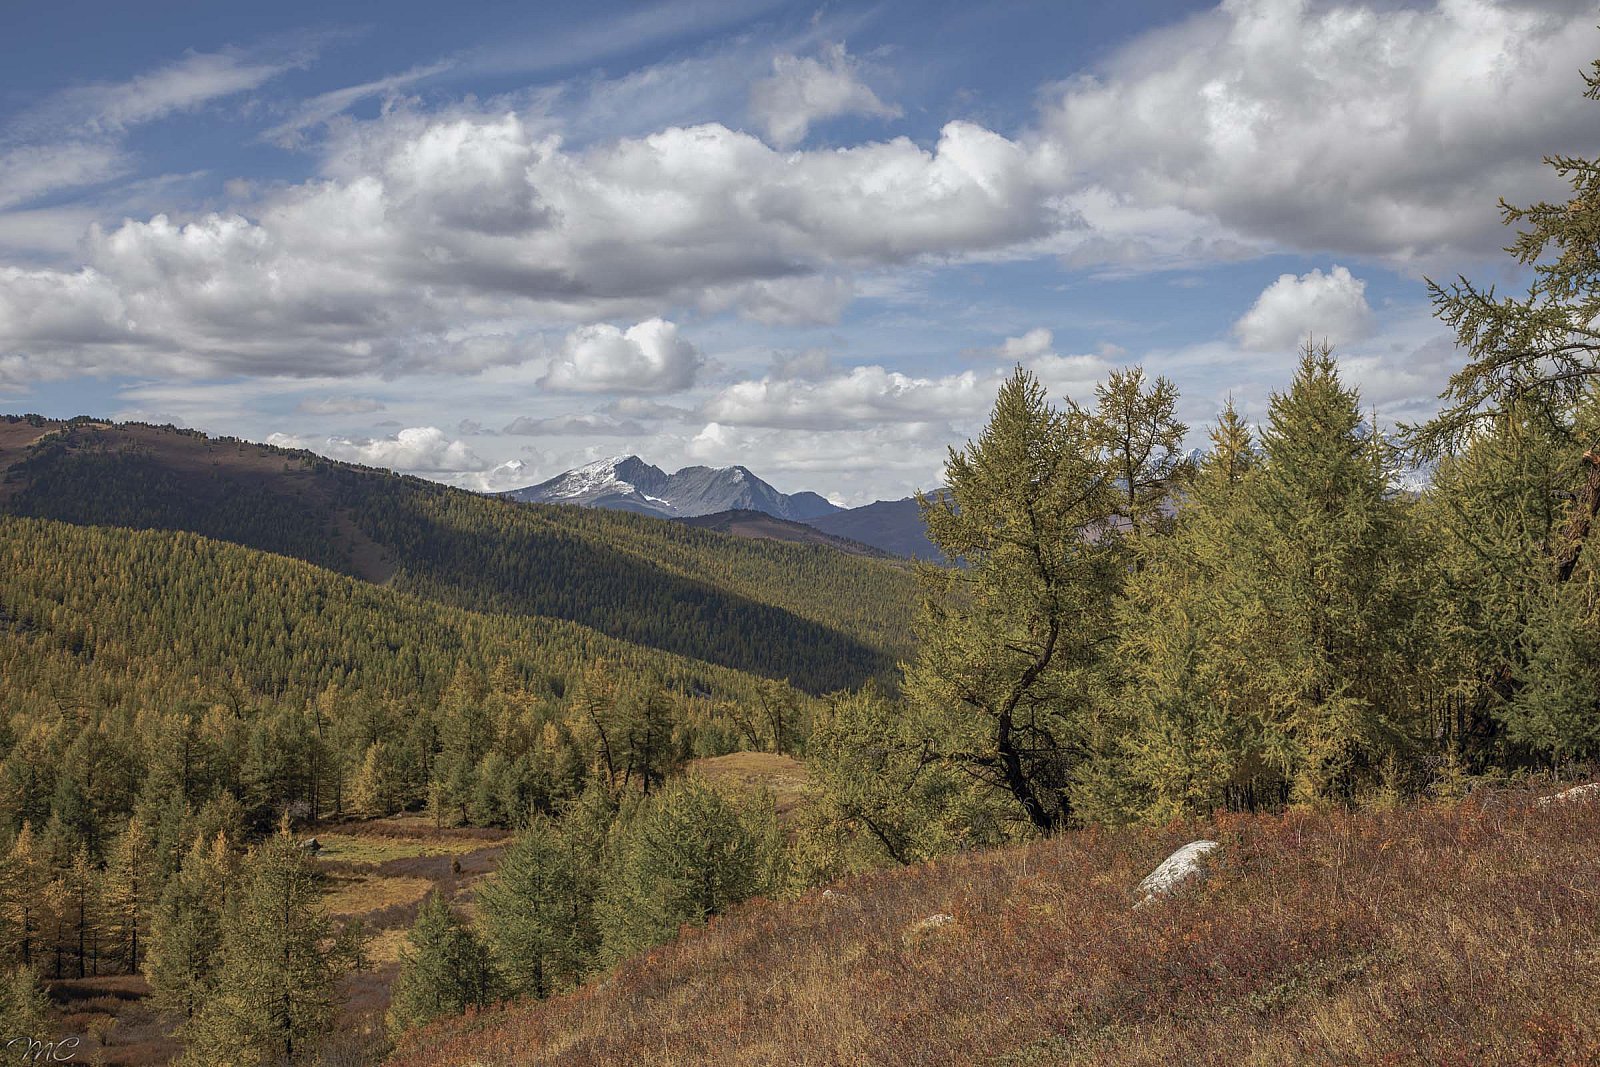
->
[387,892,498,1035]
[1116,401,1270,819]
[1214,345,1433,803]
[147,831,235,1021]
[1414,54,1600,474]
[103,815,154,974]
[180,824,362,1066]
[479,816,597,999]
[908,365,1185,832]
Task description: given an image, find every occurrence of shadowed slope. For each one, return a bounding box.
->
[0,417,919,693]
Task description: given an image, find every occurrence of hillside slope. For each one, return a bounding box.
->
[809,495,946,561]
[676,509,893,557]
[0,515,795,711]
[0,416,919,692]
[390,794,1600,1067]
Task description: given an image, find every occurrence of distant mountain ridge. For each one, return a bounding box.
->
[503,456,842,522]
[809,495,947,561]
[676,509,893,558]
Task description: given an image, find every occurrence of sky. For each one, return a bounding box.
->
[1,0,1596,505]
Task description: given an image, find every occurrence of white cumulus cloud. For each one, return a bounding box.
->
[542,318,702,394]
[702,365,999,431]
[267,426,487,473]
[749,42,901,149]
[997,327,1055,361]
[1044,0,1600,264]
[1233,265,1375,352]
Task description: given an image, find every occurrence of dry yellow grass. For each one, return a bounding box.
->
[688,751,811,820]
[390,789,1600,1067]
[324,875,436,919]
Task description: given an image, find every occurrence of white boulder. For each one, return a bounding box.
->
[1136,840,1220,906]
[1537,782,1600,808]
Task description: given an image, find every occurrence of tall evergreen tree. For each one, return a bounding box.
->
[597,777,783,965]
[479,817,598,999]
[181,824,362,1066]
[3,823,50,969]
[906,367,1124,832]
[103,815,154,973]
[1121,346,1435,809]
[387,892,498,1035]
[148,832,235,1021]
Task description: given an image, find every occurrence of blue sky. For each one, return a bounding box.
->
[1,0,1595,503]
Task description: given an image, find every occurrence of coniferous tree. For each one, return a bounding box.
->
[181,825,362,1066]
[1089,366,1191,540]
[0,965,50,1047]
[3,823,50,969]
[801,687,970,869]
[60,847,102,979]
[597,777,783,965]
[387,892,498,1035]
[1116,401,1268,819]
[103,816,155,973]
[1121,346,1435,809]
[906,367,1125,832]
[479,817,598,999]
[148,832,235,1021]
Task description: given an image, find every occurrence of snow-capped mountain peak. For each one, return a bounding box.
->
[501,456,840,522]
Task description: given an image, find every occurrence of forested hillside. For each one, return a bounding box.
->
[0,418,918,692]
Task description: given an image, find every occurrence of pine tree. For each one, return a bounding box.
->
[906,366,1123,832]
[181,824,362,1065]
[387,892,498,1035]
[479,817,597,999]
[148,832,235,1020]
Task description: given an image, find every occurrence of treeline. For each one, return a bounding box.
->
[796,72,1600,869]
[0,422,917,692]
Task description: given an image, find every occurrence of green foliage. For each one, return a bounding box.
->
[479,817,598,999]
[1118,346,1437,812]
[906,365,1185,832]
[598,777,785,965]
[0,964,50,1047]
[388,892,499,1036]
[180,826,363,1066]
[797,687,977,874]
[147,832,235,1020]
[1412,58,1600,454]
